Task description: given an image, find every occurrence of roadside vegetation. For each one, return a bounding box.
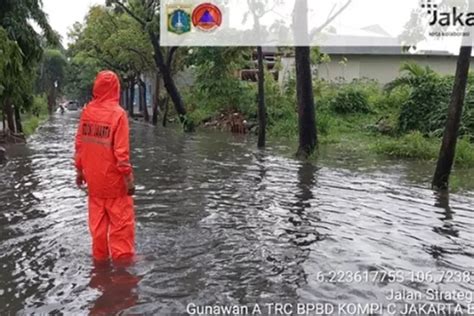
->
[1,2,66,139]
[185,59,474,167]
[22,95,49,136]
[2,1,472,189]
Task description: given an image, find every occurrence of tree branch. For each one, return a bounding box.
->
[310,0,352,39]
[167,47,178,67]
[111,0,147,27]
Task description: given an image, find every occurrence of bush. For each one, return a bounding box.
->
[30,94,49,117]
[373,131,438,160]
[372,132,474,166]
[23,94,48,136]
[266,73,299,138]
[397,73,452,135]
[329,86,371,114]
[455,138,474,167]
[393,68,474,138]
[317,111,333,136]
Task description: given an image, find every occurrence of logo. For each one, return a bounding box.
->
[192,3,222,31]
[421,0,474,26]
[168,6,192,35]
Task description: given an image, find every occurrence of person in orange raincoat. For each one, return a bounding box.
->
[74,70,136,262]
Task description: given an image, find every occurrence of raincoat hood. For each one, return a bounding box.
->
[91,70,121,105]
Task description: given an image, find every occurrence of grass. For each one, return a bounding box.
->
[23,95,49,137]
[372,132,438,160]
[267,110,474,168]
[373,133,474,167]
[186,74,474,169]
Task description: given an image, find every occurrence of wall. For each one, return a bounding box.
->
[316,54,472,84]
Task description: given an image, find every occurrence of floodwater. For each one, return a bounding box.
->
[1,112,474,315]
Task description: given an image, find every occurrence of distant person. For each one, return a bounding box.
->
[74,70,136,262]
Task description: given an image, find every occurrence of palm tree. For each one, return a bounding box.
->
[384,62,434,92]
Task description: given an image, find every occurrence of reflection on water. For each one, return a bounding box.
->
[89,261,140,315]
[1,113,474,314]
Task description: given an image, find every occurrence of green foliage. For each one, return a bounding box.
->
[68,5,153,77]
[373,132,474,167]
[329,85,371,114]
[0,27,24,99]
[391,65,474,138]
[454,138,474,167]
[37,49,68,94]
[64,55,100,104]
[0,0,58,68]
[373,131,438,160]
[396,72,452,135]
[385,61,434,92]
[265,72,298,138]
[186,47,256,123]
[1,0,58,129]
[30,94,49,117]
[23,95,48,136]
[316,111,333,136]
[65,5,155,103]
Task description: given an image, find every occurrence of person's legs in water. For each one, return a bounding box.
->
[89,259,140,315]
[107,196,135,261]
[88,197,110,261]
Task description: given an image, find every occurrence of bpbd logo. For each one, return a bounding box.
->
[422,0,474,26]
[168,2,222,35]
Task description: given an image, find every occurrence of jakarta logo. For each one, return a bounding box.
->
[192,3,222,31]
[168,6,192,35]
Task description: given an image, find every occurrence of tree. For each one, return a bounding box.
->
[246,0,273,148]
[400,0,474,189]
[107,0,192,130]
[432,45,472,189]
[294,0,317,158]
[0,0,57,134]
[430,0,473,189]
[293,0,351,158]
[67,5,154,118]
[295,46,318,158]
[37,49,68,114]
[256,46,267,148]
[0,27,24,132]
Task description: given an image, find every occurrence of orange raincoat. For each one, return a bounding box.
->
[75,70,135,261]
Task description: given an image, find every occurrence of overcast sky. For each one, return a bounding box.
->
[42,0,460,51]
[42,0,103,45]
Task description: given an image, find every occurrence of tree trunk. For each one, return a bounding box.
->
[432,45,472,190]
[162,97,170,128]
[149,35,193,131]
[293,0,317,158]
[4,100,15,133]
[47,87,56,115]
[124,85,130,112]
[14,106,23,134]
[2,109,6,132]
[138,83,144,113]
[140,80,150,122]
[152,72,161,126]
[257,46,267,148]
[129,79,135,118]
[295,46,318,158]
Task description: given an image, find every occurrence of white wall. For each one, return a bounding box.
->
[315,54,472,85]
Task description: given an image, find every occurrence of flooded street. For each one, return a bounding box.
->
[1,113,474,314]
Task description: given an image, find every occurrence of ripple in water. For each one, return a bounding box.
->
[0,113,473,314]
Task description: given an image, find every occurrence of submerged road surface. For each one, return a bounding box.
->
[1,113,474,314]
